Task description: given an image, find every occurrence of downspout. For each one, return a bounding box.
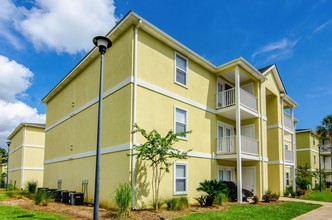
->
[259,82,265,197]
[131,19,142,210]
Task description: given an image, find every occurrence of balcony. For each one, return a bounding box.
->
[284,113,294,131]
[321,144,331,155]
[285,149,294,162]
[217,88,257,112]
[217,135,258,155]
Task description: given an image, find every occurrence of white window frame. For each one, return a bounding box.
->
[285,172,290,186]
[174,106,188,140]
[314,154,317,166]
[174,52,188,88]
[174,162,188,195]
[217,166,235,182]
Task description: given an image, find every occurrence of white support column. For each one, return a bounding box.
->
[290,108,296,192]
[281,97,285,192]
[259,82,264,197]
[235,66,242,203]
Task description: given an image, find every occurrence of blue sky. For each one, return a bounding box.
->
[0,0,331,148]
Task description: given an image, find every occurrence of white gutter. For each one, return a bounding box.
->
[131,19,142,210]
[280,94,286,192]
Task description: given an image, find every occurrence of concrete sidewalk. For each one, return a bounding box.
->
[279,197,332,220]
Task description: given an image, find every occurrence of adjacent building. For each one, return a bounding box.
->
[296,129,332,187]
[7,123,45,190]
[42,12,297,207]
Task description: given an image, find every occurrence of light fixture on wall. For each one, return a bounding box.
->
[92,36,112,220]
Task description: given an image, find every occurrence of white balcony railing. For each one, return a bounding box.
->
[217,135,258,155]
[321,144,331,154]
[217,88,257,111]
[285,149,294,162]
[240,89,257,111]
[284,113,294,131]
[241,136,259,155]
[217,88,235,108]
[217,136,235,153]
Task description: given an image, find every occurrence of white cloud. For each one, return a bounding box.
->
[0,55,45,148]
[252,38,298,63]
[0,0,24,49]
[314,19,332,33]
[18,0,118,54]
[0,55,33,102]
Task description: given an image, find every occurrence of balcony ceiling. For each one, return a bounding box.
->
[221,69,251,84]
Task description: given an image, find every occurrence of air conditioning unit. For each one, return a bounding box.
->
[69,192,84,205]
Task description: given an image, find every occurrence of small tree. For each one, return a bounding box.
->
[130,124,191,211]
[0,148,8,164]
[296,164,313,190]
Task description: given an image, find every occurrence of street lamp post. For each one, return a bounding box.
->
[6,141,11,191]
[92,36,112,220]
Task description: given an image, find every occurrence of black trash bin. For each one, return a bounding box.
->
[61,190,69,203]
[69,192,84,205]
[54,190,63,202]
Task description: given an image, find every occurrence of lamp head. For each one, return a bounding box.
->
[6,141,11,147]
[93,36,112,54]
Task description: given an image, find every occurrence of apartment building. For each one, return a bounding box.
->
[42,12,297,207]
[7,123,45,189]
[296,129,331,185]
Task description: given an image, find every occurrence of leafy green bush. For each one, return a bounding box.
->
[8,182,15,191]
[26,180,38,193]
[114,182,131,218]
[165,196,188,211]
[6,190,17,198]
[290,190,296,198]
[325,181,332,188]
[296,177,311,190]
[284,191,290,197]
[34,190,53,206]
[196,179,228,206]
[214,193,227,205]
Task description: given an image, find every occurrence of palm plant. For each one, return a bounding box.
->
[196,179,228,206]
[316,114,332,150]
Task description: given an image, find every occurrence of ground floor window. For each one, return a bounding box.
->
[286,172,290,186]
[218,166,235,182]
[174,162,188,195]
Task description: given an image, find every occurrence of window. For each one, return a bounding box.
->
[175,107,188,138]
[174,162,188,194]
[286,172,290,186]
[285,144,289,150]
[314,155,317,166]
[175,53,188,86]
[218,166,234,181]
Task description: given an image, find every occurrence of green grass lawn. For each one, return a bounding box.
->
[302,189,332,202]
[172,202,321,220]
[0,189,9,201]
[0,206,70,219]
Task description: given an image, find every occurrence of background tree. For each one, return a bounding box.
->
[316,114,332,152]
[0,147,8,164]
[130,124,191,211]
[296,164,313,190]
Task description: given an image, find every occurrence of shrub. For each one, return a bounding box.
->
[296,177,311,190]
[284,191,290,197]
[165,197,188,211]
[195,195,207,207]
[262,190,279,202]
[252,195,259,204]
[290,190,296,198]
[296,189,306,197]
[325,181,332,188]
[8,182,15,191]
[114,182,131,218]
[196,179,228,206]
[214,193,226,205]
[34,190,52,206]
[26,180,38,193]
[6,190,17,198]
